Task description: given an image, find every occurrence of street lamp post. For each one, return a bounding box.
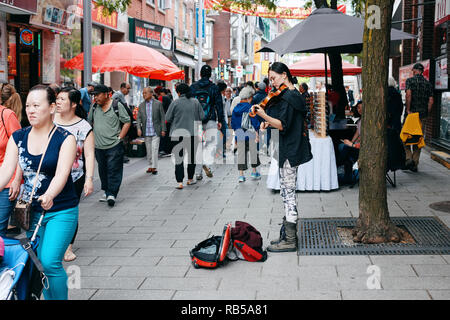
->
[196,0,204,81]
[83,0,92,86]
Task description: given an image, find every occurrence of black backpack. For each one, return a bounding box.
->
[91,99,137,140]
[194,84,213,122]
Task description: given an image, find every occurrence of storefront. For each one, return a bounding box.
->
[434,0,450,149]
[174,37,196,84]
[128,18,174,106]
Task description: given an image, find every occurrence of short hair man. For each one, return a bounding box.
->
[190,64,224,180]
[88,84,131,206]
[403,63,433,172]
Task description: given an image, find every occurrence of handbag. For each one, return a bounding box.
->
[241,112,255,132]
[12,126,57,231]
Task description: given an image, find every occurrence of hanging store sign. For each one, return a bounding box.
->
[0,0,37,14]
[19,29,33,46]
[435,0,450,27]
[175,37,195,57]
[130,18,173,52]
[30,0,78,34]
[76,0,119,30]
[435,57,448,90]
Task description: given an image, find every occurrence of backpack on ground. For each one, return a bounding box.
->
[228,221,267,262]
[189,221,267,269]
[190,223,231,269]
[194,84,213,122]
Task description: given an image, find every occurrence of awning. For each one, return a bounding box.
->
[174,53,196,68]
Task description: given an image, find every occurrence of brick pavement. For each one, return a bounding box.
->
[66,148,450,300]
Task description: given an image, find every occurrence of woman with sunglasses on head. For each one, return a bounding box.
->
[54,87,95,262]
[0,84,78,300]
[252,62,312,253]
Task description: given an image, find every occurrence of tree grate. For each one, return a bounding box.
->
[297,217,450,255]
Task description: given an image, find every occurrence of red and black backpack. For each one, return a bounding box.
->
[189,221,267,269]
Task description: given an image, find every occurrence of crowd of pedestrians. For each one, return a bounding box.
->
[0,58,434,300]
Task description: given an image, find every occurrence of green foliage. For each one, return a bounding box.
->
[94,0,131,15]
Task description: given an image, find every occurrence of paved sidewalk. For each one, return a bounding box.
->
[66,148,450,300]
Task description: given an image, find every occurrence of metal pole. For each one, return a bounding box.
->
[196,0,204,80]
[237,14,242,85]
[83,0,92,86]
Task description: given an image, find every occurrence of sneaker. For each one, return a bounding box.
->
[196,174,203,181]
[107,195,115,207]
[238,176,246,183]
[99,193,107,202]
[251,172,261,180]
[203,165,213,178]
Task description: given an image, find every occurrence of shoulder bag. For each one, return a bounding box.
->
[12,126,57,231]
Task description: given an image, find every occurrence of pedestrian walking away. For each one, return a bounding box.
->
[253,62,312,253]
[231,86,262,183]
[403,63,434,172]
[0,103,22,237]
[54,87,95,262]
[0,84,78,300]
[190,64,225,181]
[88,84,131,207]
[136,86,167,175]
[166,83,204,189]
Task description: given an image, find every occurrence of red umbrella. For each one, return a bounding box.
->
[289,53,362,77]
[64,42,184,81]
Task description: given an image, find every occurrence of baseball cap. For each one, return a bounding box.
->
[87,81,98,87]
[412,63,424,71]
[92,84,109,94]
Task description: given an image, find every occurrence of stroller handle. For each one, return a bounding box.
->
[30,210,46,243]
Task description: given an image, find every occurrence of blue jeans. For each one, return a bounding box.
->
[0,188,14,237]
[27,206,78,300]
[95,142,124,198]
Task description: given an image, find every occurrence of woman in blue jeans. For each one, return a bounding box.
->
[0,85,77,300]
[0,103,22,237]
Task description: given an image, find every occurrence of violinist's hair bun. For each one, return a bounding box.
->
[291,77,298,85]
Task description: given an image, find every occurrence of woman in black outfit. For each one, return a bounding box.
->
[253,62,312,252]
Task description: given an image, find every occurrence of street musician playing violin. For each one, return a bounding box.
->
[251,62,312,253]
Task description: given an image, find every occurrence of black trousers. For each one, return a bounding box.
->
[173,136,199,183]
[70,175,85,245]
[237,139,260,171]
[95,142,124,198]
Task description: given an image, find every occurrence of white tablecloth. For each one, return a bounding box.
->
[266,131,339,191]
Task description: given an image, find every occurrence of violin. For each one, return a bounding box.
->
[249,84,288,118]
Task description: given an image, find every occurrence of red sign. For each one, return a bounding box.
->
[398,60,430,90]
[0,0,37,14]
[76,0,118,30]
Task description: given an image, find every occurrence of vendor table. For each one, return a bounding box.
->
[266,131,339,191]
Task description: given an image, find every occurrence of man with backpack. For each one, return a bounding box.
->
[190,65,224,180]
[88,84,131,207]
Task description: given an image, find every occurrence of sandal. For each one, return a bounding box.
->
[176,183,183,189]
[64,245,77,262]
[187,179,197,185]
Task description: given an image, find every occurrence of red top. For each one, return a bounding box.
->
[0,106,21,188]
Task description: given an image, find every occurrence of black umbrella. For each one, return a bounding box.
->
[259,7,415,108]
[258,7,416,55]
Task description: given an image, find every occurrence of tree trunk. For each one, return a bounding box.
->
[352,0,405,243]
